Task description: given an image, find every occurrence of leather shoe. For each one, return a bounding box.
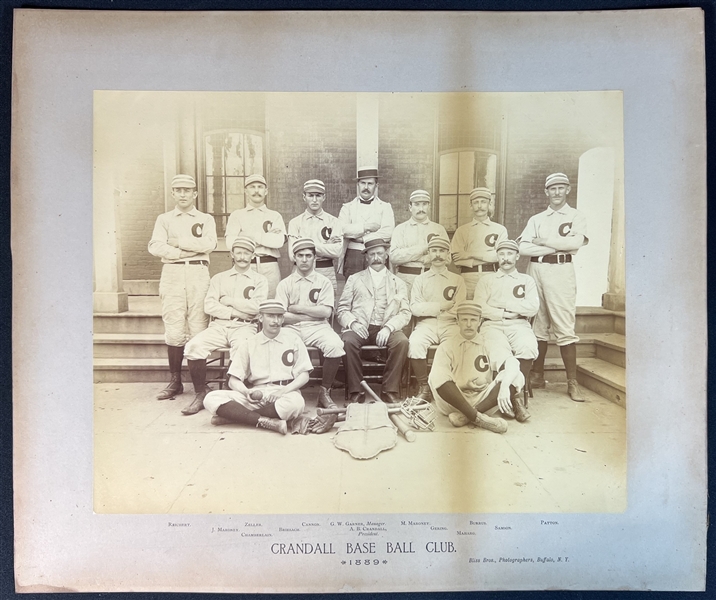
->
[181,392,206,415]
[415,384,433,402]
[381,391,401,404]
[530,371,546,389]
[344,392,365,407]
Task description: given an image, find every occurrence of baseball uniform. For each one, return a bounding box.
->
[474,270,540,359]
[148,206,217,346]
[451,217,508,300]
[408,267,467,359]
[287,210,343,293]
[184,267,269,363]
[275,270,345,359]
[203,327,313,421]
[390,219,449,297]
[225,204,286,297]
[428,331,524,417]
[517,204,588,345]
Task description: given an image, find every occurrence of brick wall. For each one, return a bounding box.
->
[266,93,357,276]
[378,94,437,225]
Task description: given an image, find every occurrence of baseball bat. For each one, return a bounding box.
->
[390,413,417,442]
[317,406,402,416]
[360,380,388,403]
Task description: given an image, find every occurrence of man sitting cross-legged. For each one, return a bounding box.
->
[428,301,525,433]
[203,300,313,435]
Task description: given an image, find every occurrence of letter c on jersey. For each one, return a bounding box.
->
[443,286,457,301]
[263,220,273,233]
[558,222,573,237]
[485,233,498,247]
[321,226,332,241]
[474,355,490,372]
[282,350,296,367]
[308,288,321,303]
[243,286,255,299]
[191,223,204,238]
[513,284,525,299]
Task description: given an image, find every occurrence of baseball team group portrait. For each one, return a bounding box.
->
[93,91,626,514]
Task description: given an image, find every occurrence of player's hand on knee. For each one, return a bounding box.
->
[376,327,391,347]
[497,386,514,416]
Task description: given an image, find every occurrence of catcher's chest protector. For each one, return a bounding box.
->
[333,403,397,459]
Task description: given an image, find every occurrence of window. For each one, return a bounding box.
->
[204,130,265,237]
[437,149,498,233]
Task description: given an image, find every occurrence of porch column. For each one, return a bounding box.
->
[356,94,379,169]
[93,166,128,313]
[603,151,626,312]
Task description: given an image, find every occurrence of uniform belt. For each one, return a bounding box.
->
[251,256,278,264]
[229,317,257,324]
[397,266,424,275]
[315,259,334,268]
[168,260,208,266]
[486,315,529,321]
[461,263,498,273]
[531,254,572,264]
[267,380,291,386]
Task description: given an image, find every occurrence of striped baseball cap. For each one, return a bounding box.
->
[258,300,286,315]
[303,179,326,193]
[171,174,196,189]
[427,236,451,251]
[455,301,482,317]
[469,187,492,202]
[409,190,431,203]
[292,238,316,254]
[245,174,267,187]
[496,239,519,253]
[545,173,570,188]
[231,236,256,252]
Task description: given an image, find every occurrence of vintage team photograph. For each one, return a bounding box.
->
[93,91,626,514]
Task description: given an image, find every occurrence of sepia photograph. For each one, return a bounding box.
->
[93,90,626,515]
[13,8,705,592]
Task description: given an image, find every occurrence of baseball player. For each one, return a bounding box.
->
[408,237,467,402]
[180,236,269,416]
[337,234,410,404]
[203,300,313,435]
[450,187,508,300]
[517,173,589,402]
[287,179,344,293]
[148,174,217,401]
[338,166,395,279]
[224,174,286,297]
[390,189,449,297]
[275,238,345,413]
[428,301,526,433]
[474,239,539,421]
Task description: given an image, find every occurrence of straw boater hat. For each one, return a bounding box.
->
[362,232,390,253]
[171,174,196,189]
[545,173,570,188]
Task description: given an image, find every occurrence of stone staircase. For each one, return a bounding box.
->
[94,297,626,407]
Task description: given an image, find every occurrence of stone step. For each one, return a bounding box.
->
[591,332,626,368]
[614,311,625,335]
[576,357,626,408]
[93,333,167,358]
[93,358,228,384]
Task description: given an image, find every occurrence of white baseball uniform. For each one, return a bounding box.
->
[225,204,286,297]
[184,267,269,362]
[451,217,508,300]
[287,210,343,293]
[517,204,588,346]
[203,328,313,421]
[148,207,217,346]
[275,270,345,358]
[428,332,524,417]
[474,270,540,359]
[390,219,449,297]
[408,267,467,359]
[337,196,395,276]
